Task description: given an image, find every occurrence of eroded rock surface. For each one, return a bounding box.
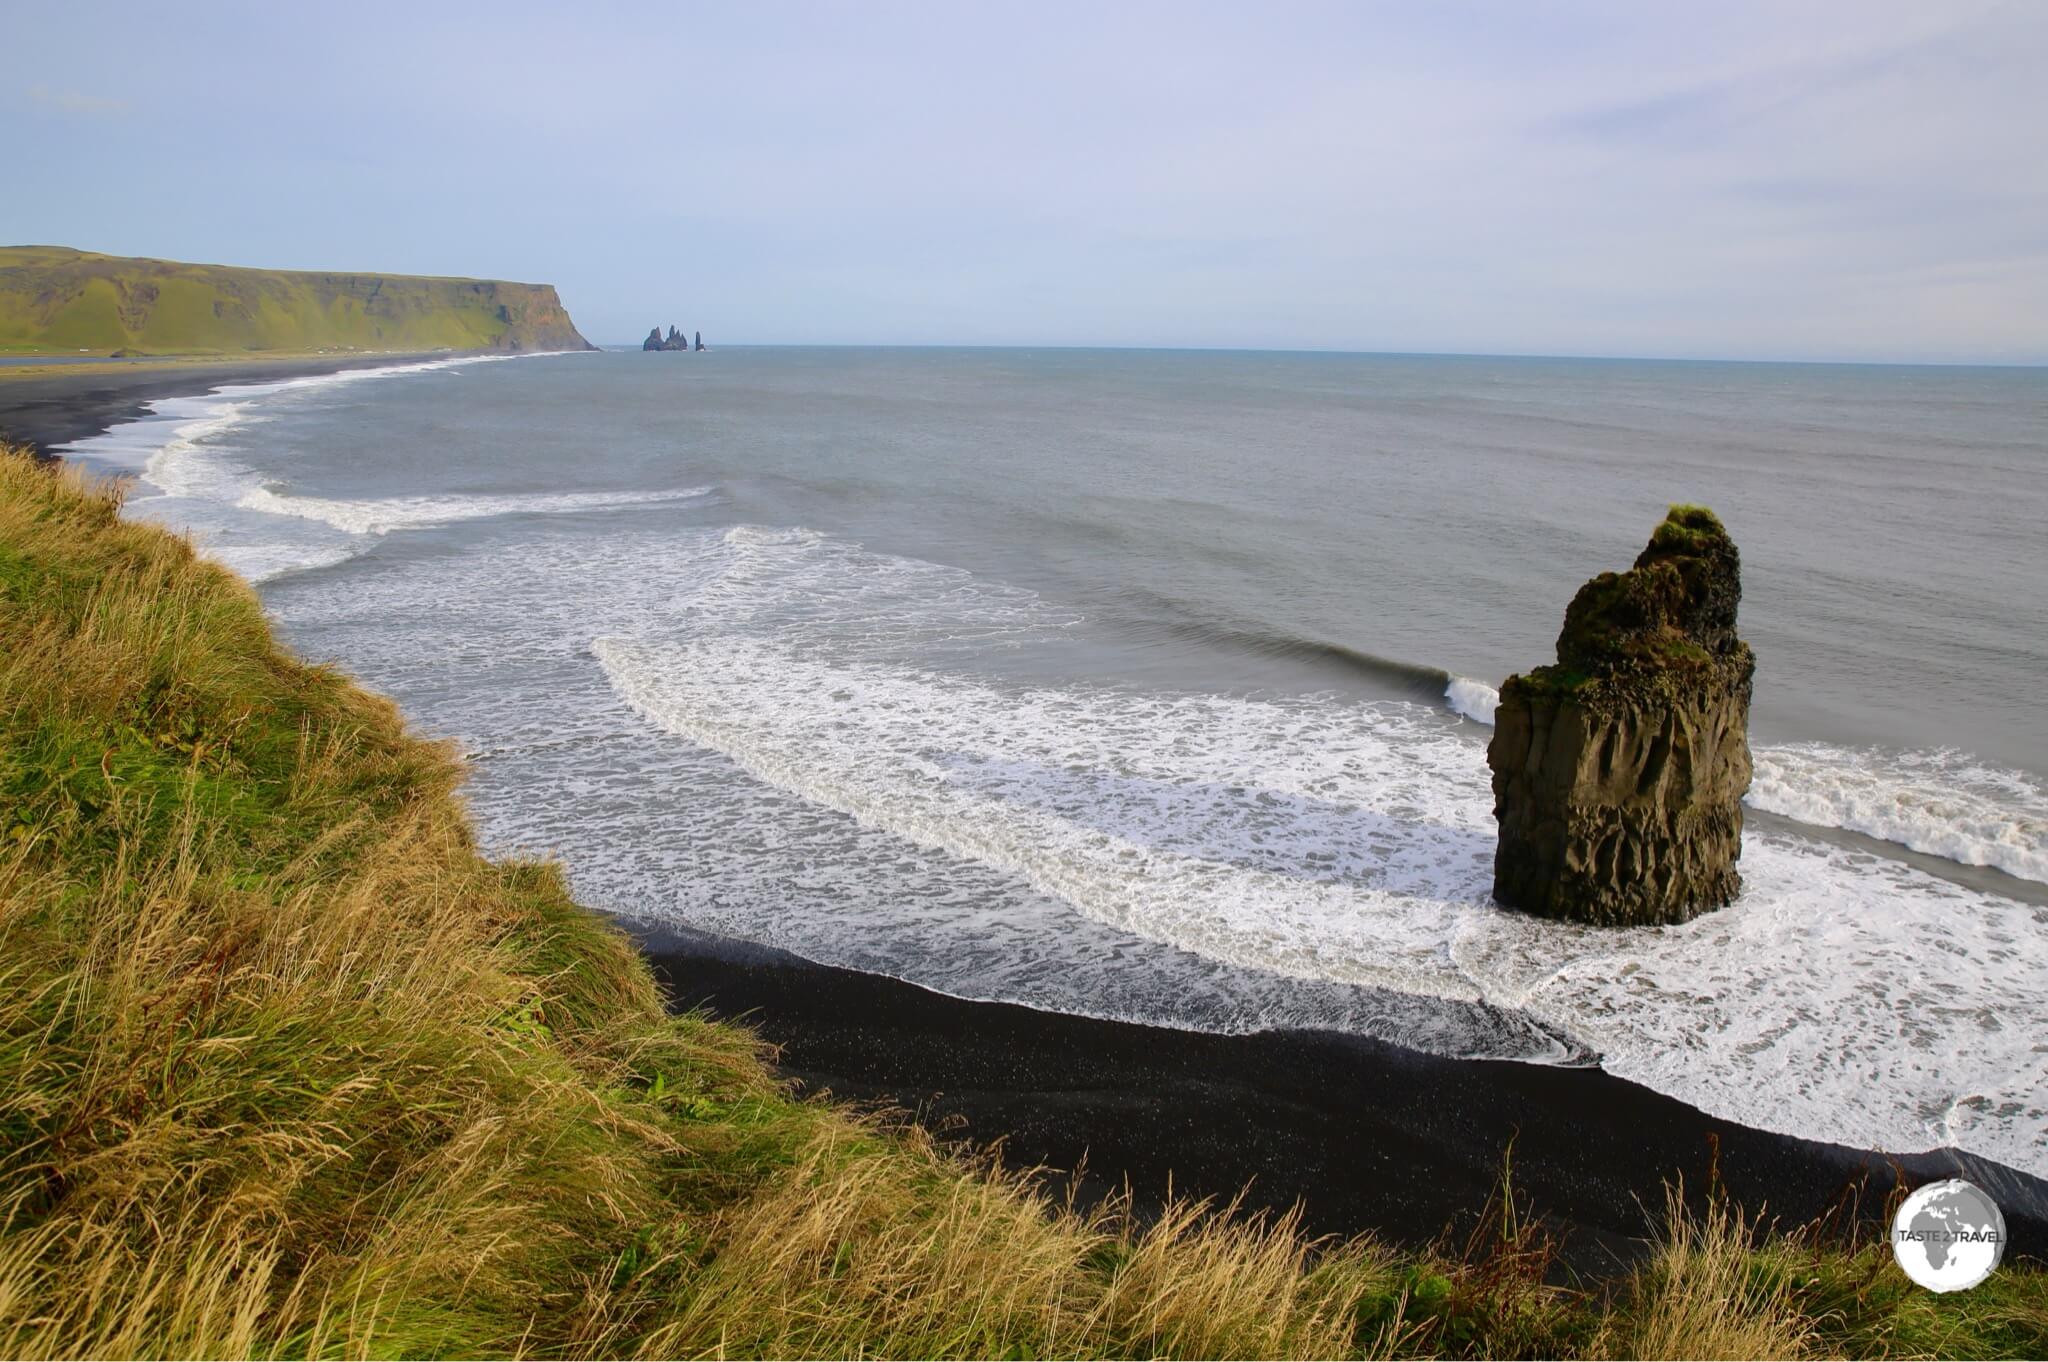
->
[1486,506,1755,926]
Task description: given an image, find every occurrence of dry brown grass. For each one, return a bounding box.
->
[1593,1187,1816,1361]
[637,1125,1417,1360]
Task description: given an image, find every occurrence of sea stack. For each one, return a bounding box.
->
[1486,506,1755,926]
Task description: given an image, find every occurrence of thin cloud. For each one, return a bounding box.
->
[5,2,2044,360]
[27,85,128,116]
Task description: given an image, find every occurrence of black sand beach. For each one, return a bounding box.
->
[0,353,457,457]
[638,923,2048,1274]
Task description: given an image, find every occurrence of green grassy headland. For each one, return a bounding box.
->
[0,447,2041,1357]
[0,245,592,358]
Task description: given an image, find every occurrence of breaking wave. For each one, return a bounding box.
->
[53,350,701,580]
[235,485,716,535]
[1444,676,1500,725]
[561,523,2048,1178]
[1150,614,1453,698]
[1749,744,2048,884]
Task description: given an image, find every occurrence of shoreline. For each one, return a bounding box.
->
[0,351,503,457]
[635,921,2048,1271]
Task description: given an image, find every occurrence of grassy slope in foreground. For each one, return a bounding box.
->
[0,447,2041,1359]
[0,245,592,356]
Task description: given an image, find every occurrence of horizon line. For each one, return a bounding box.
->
[589,340,2048,371]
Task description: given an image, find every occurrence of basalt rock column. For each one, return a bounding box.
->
[1486,506,1756,926]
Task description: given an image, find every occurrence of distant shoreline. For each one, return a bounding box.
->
[0,350,513,458]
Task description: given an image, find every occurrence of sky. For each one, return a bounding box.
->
[4,1,2045,362]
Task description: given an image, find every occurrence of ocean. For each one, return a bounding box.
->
[62,346,2048,1182]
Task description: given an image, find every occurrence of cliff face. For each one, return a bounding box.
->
[466,279,592,352]
[1486,506,1755,926]
[0,245,596,355]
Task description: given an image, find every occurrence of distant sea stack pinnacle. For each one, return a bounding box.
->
[642,325,705,352]
[1486,506,1756,926]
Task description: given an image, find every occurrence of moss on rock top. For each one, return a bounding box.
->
[1511,506,1748,701]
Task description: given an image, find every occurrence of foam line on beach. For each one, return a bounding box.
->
[58,350,576,486]
[554,524,2048,1180]
[591,623,2048,1177]
[234,485,718,536]
[292,518,1591,1063]
[53,349,684,579]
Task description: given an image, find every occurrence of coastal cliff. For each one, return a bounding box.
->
[0,245,597,355]
[1487,506,1755,926]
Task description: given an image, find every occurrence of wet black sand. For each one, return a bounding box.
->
[0,353,455,456]
[637,923,2048,1273]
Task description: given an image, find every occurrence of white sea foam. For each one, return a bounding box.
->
[593,627,2048,1174]
[221,541,365,584]
[562,525,2047,1178]
[257,518,2048,1175]
[62,350,569,474]
[262,349,559,389]
[130,399,264,497]
[234,485,716,535]
[57,350,688,578]
[59,350,574,489]
[1445,676,1500,725]
[1748,744,2048,884]
[681,523,1080,653]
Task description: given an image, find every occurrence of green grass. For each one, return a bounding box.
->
[0,245,591,356]
[1645,503,1730,556]
[0,446,2040,1358]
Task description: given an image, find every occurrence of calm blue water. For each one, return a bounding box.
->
[64,346,2048,1179]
